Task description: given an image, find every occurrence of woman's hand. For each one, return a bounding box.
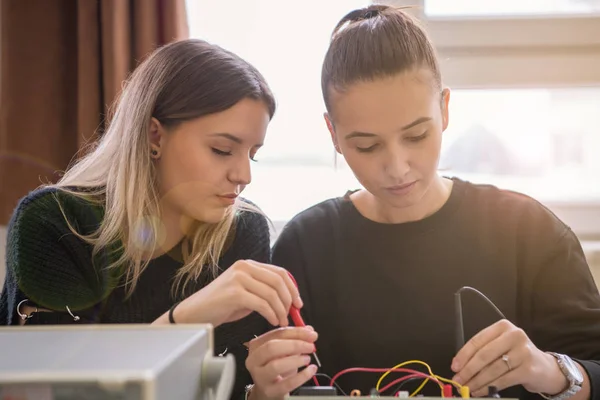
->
[171,259,303,327]
[451,319,573,397]
[246,327,319,400]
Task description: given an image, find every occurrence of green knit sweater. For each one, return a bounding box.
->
[0,187,272,399]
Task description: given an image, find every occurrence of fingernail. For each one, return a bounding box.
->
[451,359,459,372]
[453,375,462,385]
[303,356,311,365]
[304,325,315,331]
[313,344,317,352]
[308,364,318,374]
[297,296,304,307]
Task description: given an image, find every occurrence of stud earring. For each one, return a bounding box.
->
[151,149,159,158]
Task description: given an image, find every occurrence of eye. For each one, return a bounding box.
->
[249,148,260,162]
[356,144,378,153]
[212,148,232,156]
[406,132,428,143]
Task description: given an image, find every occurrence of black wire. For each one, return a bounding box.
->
[455,286,507,352]
[315,373,348,396]
[457,286,506,319]
[382,377,425,396]
[289,373,348,397]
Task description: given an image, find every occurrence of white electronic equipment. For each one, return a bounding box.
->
[0,324,234,400]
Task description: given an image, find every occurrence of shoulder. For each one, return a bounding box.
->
[6,186,109,306]
[456,179,571,255]
[8,186,104,238]
[272,196,346,256]
[278,197,344,237]
[459,178,568,233]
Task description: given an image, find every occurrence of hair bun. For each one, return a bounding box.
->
[332,4,390,37]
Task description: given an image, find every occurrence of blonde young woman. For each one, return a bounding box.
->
[0,39,318,400]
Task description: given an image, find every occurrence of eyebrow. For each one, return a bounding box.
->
[210,132,264,148]
[344,117,432,139]
[210,133,243,144]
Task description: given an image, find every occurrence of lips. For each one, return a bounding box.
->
[386,182,415,191]
[384,181,417,195]
[217,193,238,205]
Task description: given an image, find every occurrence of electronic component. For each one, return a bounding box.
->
[297,386,339,396]
[287,271,322,368]
[455,286,507,352]
[291,396,516,399]
[0,324,234,400]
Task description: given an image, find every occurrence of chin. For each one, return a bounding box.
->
[186,206,230,225]
[374,184,426,209]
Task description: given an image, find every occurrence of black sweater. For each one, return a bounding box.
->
[272,178,600,400]
[0,187,272,400]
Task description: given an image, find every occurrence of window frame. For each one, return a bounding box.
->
[368,0,600,240]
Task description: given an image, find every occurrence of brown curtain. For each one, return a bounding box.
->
[0,0,189,224]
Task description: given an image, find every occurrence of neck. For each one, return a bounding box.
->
[356,175,453,224]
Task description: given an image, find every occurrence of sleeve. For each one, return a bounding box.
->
[0,192,110,325]
[526,227,600,399]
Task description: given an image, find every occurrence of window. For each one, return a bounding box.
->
[186,0,600,239]
[425,0,600,17]
[185,0,368,223]
[439,87,600,204]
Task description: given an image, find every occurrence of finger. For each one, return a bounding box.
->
[470,368,523,398]
[248,326,318,351]
[247,260,302,309]
[239,291,279,327]
[240,272,289,326]
[465,350,522,394]
[452,319,511,373]
[250,339,317,367]
[261,355,312,383]
[454,329,514,385]
[261,365,318,399]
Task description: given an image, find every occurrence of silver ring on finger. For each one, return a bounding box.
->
[501,354,512,372]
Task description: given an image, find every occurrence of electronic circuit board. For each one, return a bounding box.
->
[291,397,518,399]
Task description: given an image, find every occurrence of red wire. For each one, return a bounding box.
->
[329,367,441,387]
[312,375,320,386]
[379,373,429,394]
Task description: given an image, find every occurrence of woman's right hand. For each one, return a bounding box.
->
[172,259,303,327]
[246,327,319,400]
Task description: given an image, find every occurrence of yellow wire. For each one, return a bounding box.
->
[375,360,463,398]
[436,376,463,389]
[375,360,441,396]
[410,375,464,397]
[409,378,430,397]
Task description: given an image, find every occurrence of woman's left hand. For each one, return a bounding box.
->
[451,319,569,397]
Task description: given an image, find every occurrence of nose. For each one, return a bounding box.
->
[384,145,410,180]
[228,156,252,186]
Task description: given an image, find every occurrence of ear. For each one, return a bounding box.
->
[148,117,165,157]
[324,112,341,154]
[441,88,451,132]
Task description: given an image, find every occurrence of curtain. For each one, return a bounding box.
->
[0,0,189,224]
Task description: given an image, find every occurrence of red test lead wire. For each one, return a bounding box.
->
[286,271,322,368]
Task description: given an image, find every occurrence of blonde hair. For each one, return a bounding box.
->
[50,39,276,296]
